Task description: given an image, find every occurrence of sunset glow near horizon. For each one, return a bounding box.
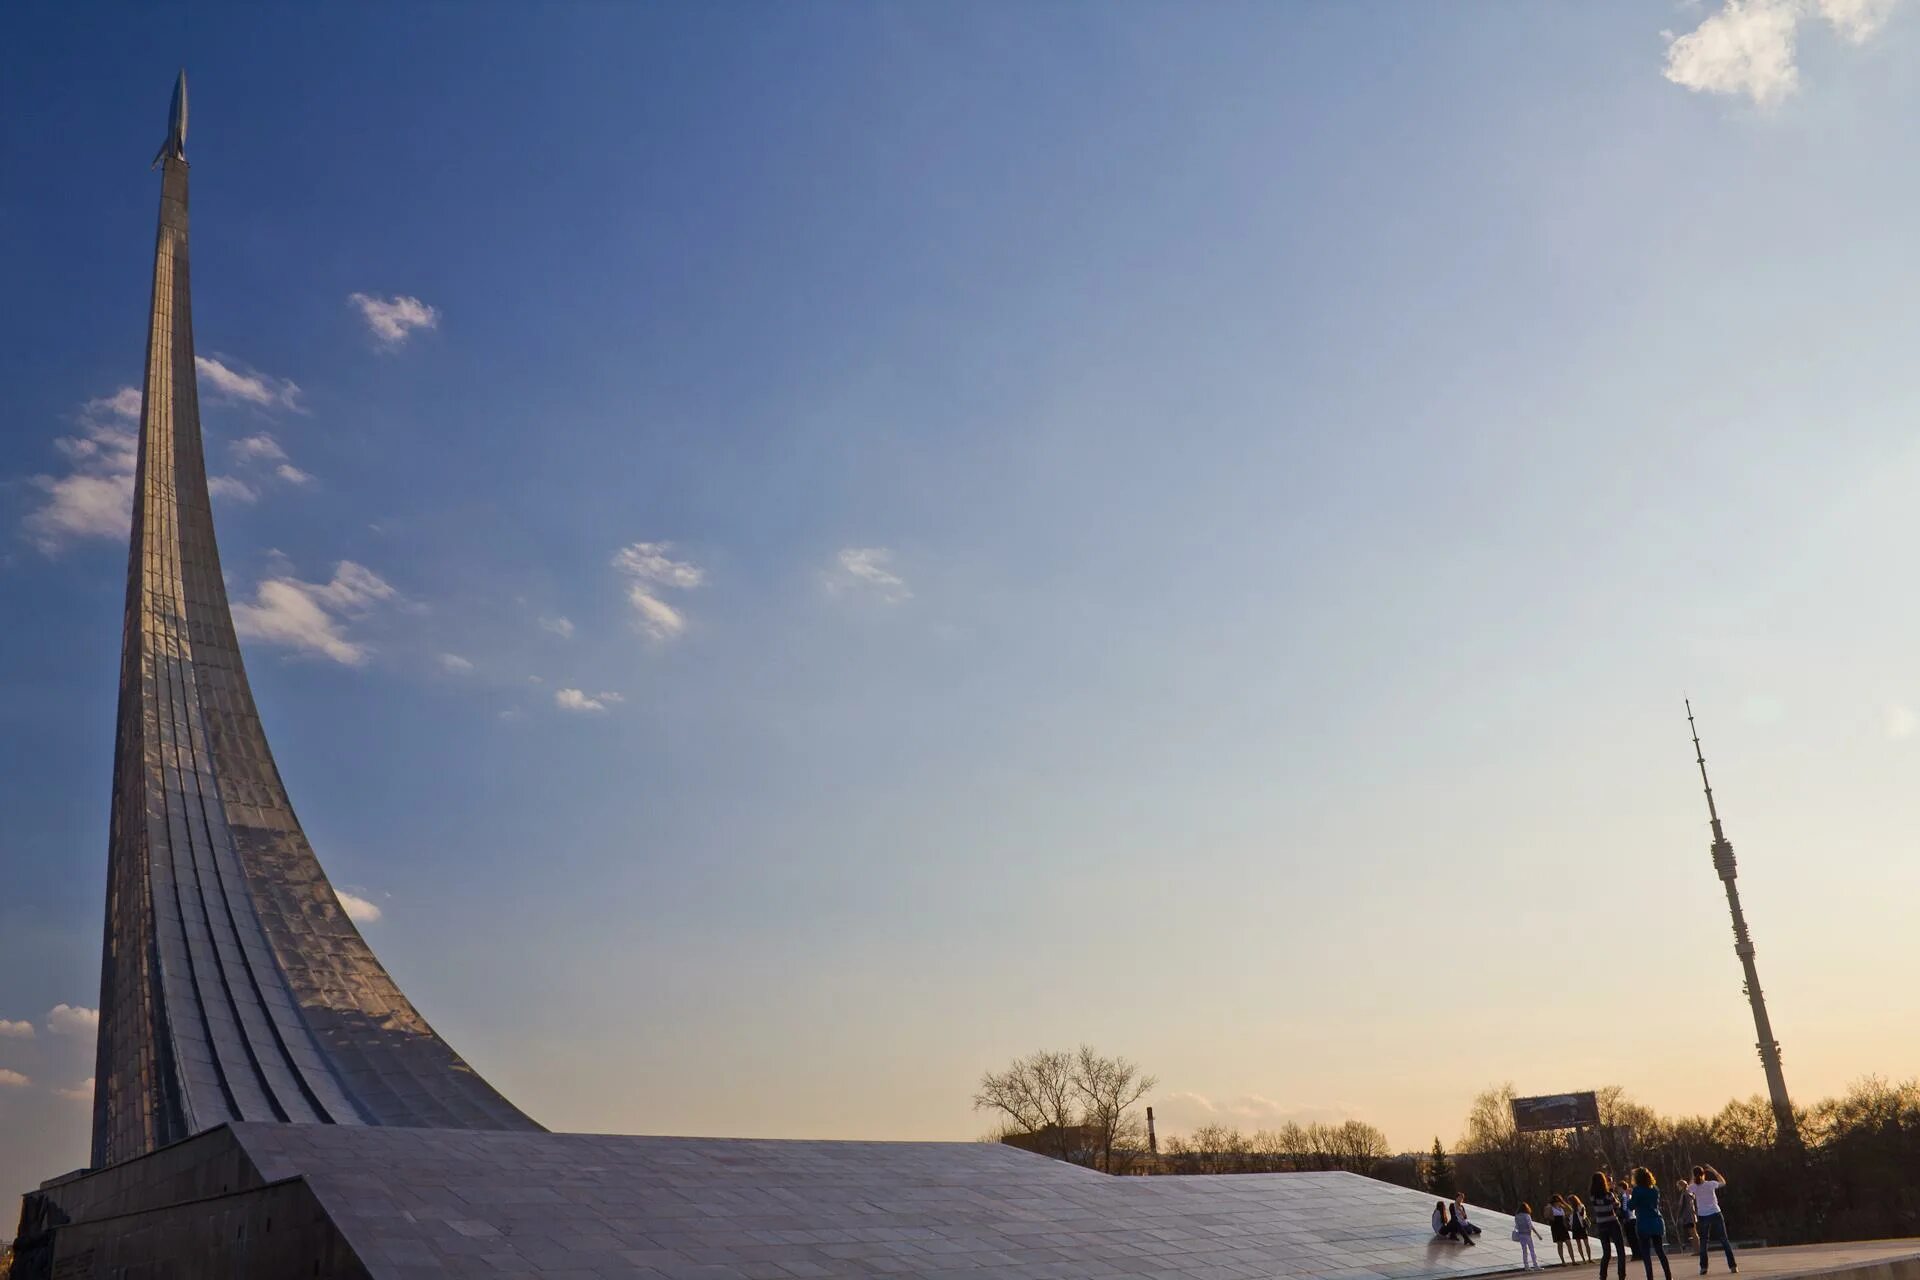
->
[5,1,1920,1200]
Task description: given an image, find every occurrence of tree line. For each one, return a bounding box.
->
[1444,1080,1920,1246]
[977,1050,1920,1244]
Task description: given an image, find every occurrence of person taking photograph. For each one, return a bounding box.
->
[1688,1165,1737,1274]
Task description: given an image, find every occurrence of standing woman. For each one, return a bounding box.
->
[1690,1165,1737,1274]
[1513,1203,1546,1272]
[1570,1192,1593,1262]
[1629,1168,1672,1280]
[1676,1174,1699,1248]
[1550,1195,1575,1265]
[1589,1172,1631,1280]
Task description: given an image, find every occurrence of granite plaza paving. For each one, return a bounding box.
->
[22,1123,1544,1279]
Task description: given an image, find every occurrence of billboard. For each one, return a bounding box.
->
[1511,1091,1601,1133]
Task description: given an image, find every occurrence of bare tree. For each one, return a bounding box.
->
[974,1049,1081,1162]
[975,1046,1157,1172]
[1073,1045,1158,1174]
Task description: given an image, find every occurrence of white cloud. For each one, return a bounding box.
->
[438,653,475,674]
[830,546,911,602]
[47,1004,98,1036]
[55,1077,94,1102]
[612,542,703,640]
[0,1019,33,1039]
[335,890,382,923]
[25,380,307,551]
[231,561,397,665]
[613,542,705,588]
[0,1070,30,1088]
[1820,0,1899,41]
[231,434,287,463]
[226,433,314,491]
[1664,0,1902,103]
[349,293,441,346]
[208,475,259,503]
[196,355,302,411]
[1885,704,1915,740]
[538,615,575,639]
[28,469,136,549]
[554,687,618,713]
[25,394,141,551]
[86,387,142,420]
[625,589,686,640]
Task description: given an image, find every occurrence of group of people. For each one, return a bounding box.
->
[1435,1164,1738,1279]
[1432,1193,1484,1245]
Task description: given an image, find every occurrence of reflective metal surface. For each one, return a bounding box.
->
[90,78,540,1169]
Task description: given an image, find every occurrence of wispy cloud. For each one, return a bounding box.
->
[47,1004,98,1036]
[86,388,142,419]
[336,890,382,923]
[24,378,311,551]
[226,433,315,493]
[1664,0,1902,104]
[555,687,623,714]
[196,354,303,411]
[612,542,703,641]
[55,1077,94,1102]
[230,561,398,666]
[626,593,686,641]
[231,434,287,464]
[829,546,911,603]
[1820,0,1901,41]
[24,390,140,551]
[0,1019,33,1039]
[438,652,476,675]
[0,1069,30,1088]
[349,293,441,346]
[538,615,576,639]
[207,475,259,503]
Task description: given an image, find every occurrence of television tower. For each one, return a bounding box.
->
[1686,702,1802,1150]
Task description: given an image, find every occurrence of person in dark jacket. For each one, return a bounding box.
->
[1629,1168,1672,1280]
[1590,1171,1632,1280]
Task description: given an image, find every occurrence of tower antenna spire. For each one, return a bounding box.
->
[1687,698,1723,833]
[1685,701,1802,1151]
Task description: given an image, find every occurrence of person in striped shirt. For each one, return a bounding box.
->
[1589,1171,1633,1280]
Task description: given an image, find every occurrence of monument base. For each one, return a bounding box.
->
[14,1122,1539,1279]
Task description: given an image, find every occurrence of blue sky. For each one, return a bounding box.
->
[6,0,1920,1196]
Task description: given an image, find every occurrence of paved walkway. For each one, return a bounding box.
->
[1494,1240,1920,1280]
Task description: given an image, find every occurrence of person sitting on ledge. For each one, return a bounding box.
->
[1453,1194,1483,1242]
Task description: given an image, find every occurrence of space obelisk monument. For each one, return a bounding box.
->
[90,69,539,1169]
